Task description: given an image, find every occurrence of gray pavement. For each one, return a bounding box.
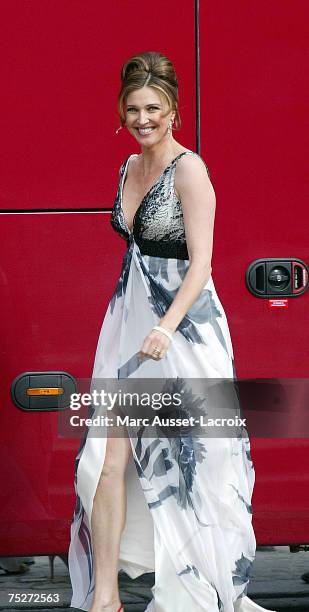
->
[1,547,309,611]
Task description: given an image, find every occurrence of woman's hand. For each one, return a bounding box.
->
[139,329,171,361]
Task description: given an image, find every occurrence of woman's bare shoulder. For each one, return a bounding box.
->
[175,150,211,180]
[173,149,215,205]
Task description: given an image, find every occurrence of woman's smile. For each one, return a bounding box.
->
[136,126,156,136]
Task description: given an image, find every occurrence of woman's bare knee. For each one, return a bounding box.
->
[99,433,131,480]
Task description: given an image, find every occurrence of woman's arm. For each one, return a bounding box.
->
[159,153,216,333]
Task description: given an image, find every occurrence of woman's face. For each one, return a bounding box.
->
[124,86,175,146]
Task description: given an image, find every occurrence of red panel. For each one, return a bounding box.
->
[0,0,196,211]
[199,0,308,378]
[0,213,125,554]
[200,1,309,544]
[251,439,309,544]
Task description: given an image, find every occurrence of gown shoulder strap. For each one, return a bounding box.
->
[119,153,139,176]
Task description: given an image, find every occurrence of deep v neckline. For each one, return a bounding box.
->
[120,151,191,235]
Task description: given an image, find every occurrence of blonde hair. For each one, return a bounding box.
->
[117,51,181,130]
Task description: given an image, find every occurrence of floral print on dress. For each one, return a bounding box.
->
[68,152,262,612]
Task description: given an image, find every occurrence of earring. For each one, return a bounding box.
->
[115,126,123,134]
[168,119,174,135]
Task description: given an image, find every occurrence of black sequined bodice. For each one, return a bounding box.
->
[110,150,211,260]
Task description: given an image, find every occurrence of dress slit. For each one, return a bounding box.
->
[68,151,274,612]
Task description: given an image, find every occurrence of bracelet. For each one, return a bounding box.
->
[152,325,173,341]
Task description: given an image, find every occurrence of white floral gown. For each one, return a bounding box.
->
[68,151,274,612]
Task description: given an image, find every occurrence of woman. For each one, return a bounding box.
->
[68,52,276,612]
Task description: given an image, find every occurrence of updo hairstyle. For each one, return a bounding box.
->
[117,51,181,130]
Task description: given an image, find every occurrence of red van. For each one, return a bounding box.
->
[1,0,308,561]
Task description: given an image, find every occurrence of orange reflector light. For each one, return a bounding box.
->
[26,387,64,396]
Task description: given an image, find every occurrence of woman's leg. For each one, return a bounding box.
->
[89,429,132,612]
